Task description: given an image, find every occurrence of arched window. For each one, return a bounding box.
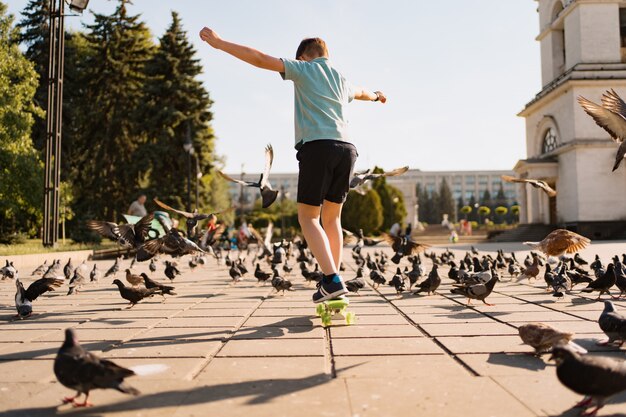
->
[542,128,558,154]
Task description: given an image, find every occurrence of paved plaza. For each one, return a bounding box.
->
[1,242,625,417]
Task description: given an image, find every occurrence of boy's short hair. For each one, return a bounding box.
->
[295,38,328,60]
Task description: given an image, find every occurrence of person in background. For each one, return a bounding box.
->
[127,194,147,217]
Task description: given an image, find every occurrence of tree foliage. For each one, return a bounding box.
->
[0,1,44,236]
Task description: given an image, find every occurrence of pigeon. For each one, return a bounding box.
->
[30,260,48,277]
[271,269,293,294]
[385,234,430,264]
[501,175,556,197]
[15,277,64,318]
[551,265,572,298]
[612,259,626,298]
[450,273,498,306]
[1,260,17,280]
[125,269,143,287]
[112,279,159,308]
[89,264,101,282]
[581,263,616,299]
[104,257,122,278]
[574,253,589,266]
[43,259,63,279]
[86,213,156,249]
[229,263,243,283]
[217,144,278,208]
[164,260,181,281]
[413,264,441,296]
[577,89,626,171]
[550,345,626,416]
[349,165,409,188]
[406,262,424,290]
[136,221,204,261]
[149,258,157,273]
[254,263,272,284]
[518,322,587,355]
[67,268,87,295]
[520,256,540,281]
[141,273,176,296]
[523,229,590,257]
[153,198,220,236]
[369,267,386,289]
[345,274,366,295]
[597,300,626,346]
[388,268,406,294]
[54,328,140,407]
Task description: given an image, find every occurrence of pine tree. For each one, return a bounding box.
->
[438,178,456,223]
[481,189,492,210]
[0,1,44,237]
[72,0,155,220]
[372,167,407,232]
[342,189,383,235]
[468,194,477,222]
[140,11,226,214]
[416,183,429,224]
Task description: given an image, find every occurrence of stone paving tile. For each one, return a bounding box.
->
[133,327,232,341]
[406,311,496,324]
[436,335,532,354]
[333,313,407,325]
[492,374,626,417]
[34,327,141,342]
[346,376,536,417]
[329,324,424,338]
[109,358,205,381]
[232,326,324,340]
[77,317,165,329]
[175,308,251,317]
[331,337,443,356]
[157,317,244,328]
[217,339,324,357]
[420,322,518,336]
[175,378,351,417]
[482,310,581,322]
[0,341,111,360]
[242,315,315,327]
[104,339,222,358]
[0,329,55,342]
[0,358,55,382]
[196,357,327,382]
[335,355,464,378]
[456,353,551,376]
[250,307,313,316]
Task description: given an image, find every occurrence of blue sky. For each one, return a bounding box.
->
[5,0,540,174]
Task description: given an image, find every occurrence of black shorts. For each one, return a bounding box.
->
[296,140,358,206]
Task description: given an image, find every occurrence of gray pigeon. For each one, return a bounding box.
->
[30,260,48,276]
[63,258,74,280]
[413,264,441,296]
[89,264,101,282]
[43,259,63,279]
[550,345,626,416]
[597,300,626,346]
[54,328,139,407]
[112,279,159,308]
[1,260,17,280]
[15,277,63,318]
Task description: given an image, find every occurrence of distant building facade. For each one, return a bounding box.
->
[516,0,626,237]
[225,169,519,225]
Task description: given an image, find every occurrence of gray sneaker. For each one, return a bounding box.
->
[312,275,348,303]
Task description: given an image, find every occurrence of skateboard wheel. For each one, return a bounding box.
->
[316,304,325,317]
[321,314,332,327]
[346,312,356,325]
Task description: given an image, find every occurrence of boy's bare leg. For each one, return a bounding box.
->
[321,200,343,271]
[297,203,338,275]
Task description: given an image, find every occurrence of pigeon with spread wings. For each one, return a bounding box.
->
[349,166,409,188]
[218,145,278,208]
[153,198,225,237]
[86,213,155,248]
[501,175,556,197]
[523,229,590,257]
[577,89,626,171]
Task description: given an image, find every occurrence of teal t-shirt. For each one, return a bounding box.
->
[280,57,355,149]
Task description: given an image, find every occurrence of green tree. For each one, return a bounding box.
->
[438,178,456,223]
[416,183,430,224]
[342,189,383,235]
[467,194,478,222]
[481,189,493,210]
[140,11,225,214]
[72,0,156,220]
[494,182,507,208]
[0,1,44,236]
[372,167,407,232]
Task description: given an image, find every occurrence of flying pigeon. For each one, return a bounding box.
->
[15,277,63,318]
[523,229,590,257]
[501,175,556,197]
[217,144,278,208]
[153,197,222,236]
[86,213,156,248]
[349,165,409,188]
[577,89,626,171]
[518,322,587,355]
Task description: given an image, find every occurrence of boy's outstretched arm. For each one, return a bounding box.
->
[200,27,284,72]
[353,88,387,103]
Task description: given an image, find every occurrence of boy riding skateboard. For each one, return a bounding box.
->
[200,28,386,303]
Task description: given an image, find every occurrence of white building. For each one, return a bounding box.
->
[516,0,626,238]
[225,169,519,225]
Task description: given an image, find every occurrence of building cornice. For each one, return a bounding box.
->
[519,64,626,117]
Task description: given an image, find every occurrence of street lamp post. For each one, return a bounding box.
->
[183,122,194,213]
[42,0,90,247]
